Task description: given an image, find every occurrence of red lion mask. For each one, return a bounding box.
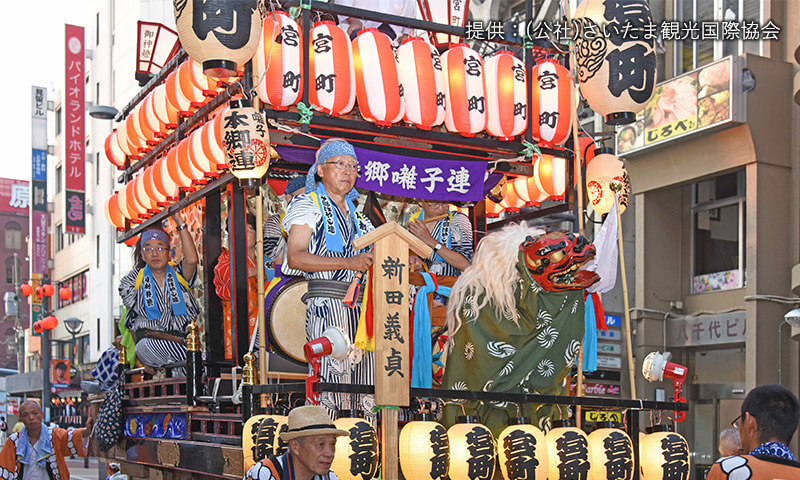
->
[520,231,600,291]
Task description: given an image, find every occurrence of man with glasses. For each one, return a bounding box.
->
[707,384,800,478]
[284,139,375,418]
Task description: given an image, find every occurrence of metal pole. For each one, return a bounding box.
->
[255,186,267,382]
[12,254,24,373]
[41,278,51,422]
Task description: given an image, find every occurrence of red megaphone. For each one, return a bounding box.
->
[643,351,688,422]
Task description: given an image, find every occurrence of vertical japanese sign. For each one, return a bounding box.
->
[65,24,85,234]
[31,86,48,331]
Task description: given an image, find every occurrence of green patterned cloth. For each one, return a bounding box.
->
[442,252,585,437]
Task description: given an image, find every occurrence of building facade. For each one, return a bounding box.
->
[0,178,30,371]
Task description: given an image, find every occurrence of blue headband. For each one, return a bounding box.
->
[141,229,169,247]
[306,140,359,200]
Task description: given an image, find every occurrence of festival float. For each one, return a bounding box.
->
[93,1,690,479]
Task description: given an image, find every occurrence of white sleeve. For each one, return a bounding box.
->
[244,461,277,480]
[283,194,321,232]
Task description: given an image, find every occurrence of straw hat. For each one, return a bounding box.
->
[280,406,348,441]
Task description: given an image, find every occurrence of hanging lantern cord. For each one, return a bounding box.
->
[289,0,313,20]
[295,102,314,126]
[520,140,543,161]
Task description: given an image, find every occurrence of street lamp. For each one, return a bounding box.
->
[64,317,84,368]
[778,309,800,384]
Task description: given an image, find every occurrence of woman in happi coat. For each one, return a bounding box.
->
[119,212,200,374]
[284,139,375,417]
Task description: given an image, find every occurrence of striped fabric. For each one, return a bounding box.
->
[353,29,405,127]
[309,21,356,116]
[119,261,199,370]
[423,212,474,277]
[263,214,286,266]
[246,451,339,480]
[283,193,376,419]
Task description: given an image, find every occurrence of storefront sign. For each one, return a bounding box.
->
[604,315,621,327]
[573,369,621,382]
[583,384,621,397]
[584,410,623,423]
[667,311,746,348]
[65,24,85,234]
[616,56,743,155]
[597,342,621,355]
[31,86,47,334]
[597,355,622,369]
[598,329,621,340]
[51,359,71,389]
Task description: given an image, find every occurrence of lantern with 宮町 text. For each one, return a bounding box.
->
[442,44,486,136]
[332,412,379,480]
[496,418,548,480]
[242,414,288,472]
[254,11,303,110]
[573,0,657,124]
[587,423,634,480]
[418,0,469,49]
[309,21,355,116]
[447,416,495,480]
[530,59,574,146]
[399,414,449,480]
[397,37,445,130]
[545,420,591,480]
[222,99,270,188]
[586,149,630,215]
[484,51,526,140]
[534,155,567,200]
[174,0,264,77]
[353,29,404,127]
[640,425,690,480]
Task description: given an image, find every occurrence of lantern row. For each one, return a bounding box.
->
[255,13,577,141]
[245,413,689,480]
[104,104,231,229]
[104,59,240,170]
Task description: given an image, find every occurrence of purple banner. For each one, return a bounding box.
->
[274,145,487,201]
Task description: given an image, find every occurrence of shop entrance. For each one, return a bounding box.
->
[690,384,745,479]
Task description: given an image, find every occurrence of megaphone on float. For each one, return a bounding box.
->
[304,327,351,405]
[642,351,688,421]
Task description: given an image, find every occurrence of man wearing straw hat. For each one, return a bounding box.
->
[284,139,375,418]
[244,406,347,480]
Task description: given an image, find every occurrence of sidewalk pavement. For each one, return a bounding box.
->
[65,457,104,480]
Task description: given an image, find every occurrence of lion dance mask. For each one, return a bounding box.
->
[442,226,599,436]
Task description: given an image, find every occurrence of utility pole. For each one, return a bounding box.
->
[41,276,51,423]
[12,253,24,374]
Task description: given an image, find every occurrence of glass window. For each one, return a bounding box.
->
[4,221,22,250]
[692,171,745,293]
[55,165,62,194]
[55,107,62,136]
[5,257,14,283]
[55,223,63,252]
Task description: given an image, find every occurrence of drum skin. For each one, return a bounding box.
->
[266,277,309,365]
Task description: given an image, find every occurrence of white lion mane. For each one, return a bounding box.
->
[446,222,545,341]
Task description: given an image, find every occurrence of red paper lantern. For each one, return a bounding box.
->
[133,173,157,213]
[165,147,194,191]
[124,235,140,247]
[124,107,148,154]
[353,29,404,126]
[155,155,180,201]
[511,176,547,206]
[534,155,568,200]
[255,11,303,110]
[105,131,126,169]
[484,51,527,140]
[104,193,126,230]
[397,37,445,130]
[43,284,55,297]
[152,83,180,129]
[21,284,33,297]
[500,183,525,212]
[176,137,206,187]
[204,105,229,170]
[124,180,147,220]
[442,44,486,136]
[116,182,135,221]
[115,121,138,158]
[59,287,72,300]
[177,60,207,106]
[189,128,218,178]
[142,166,167,206]
[34,287,43,298]
[33,321,43,334]
[42,315,58,330]
[141,91,167,139]
[530,59,574,146]
[485,198,504,217]
[309,21,355,116]
[166,69,193,115]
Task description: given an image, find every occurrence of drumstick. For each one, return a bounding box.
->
[420,213,448,224]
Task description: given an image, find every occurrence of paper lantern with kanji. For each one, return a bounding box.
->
[484,51,526,140]
[254,11,303,110]
[573,0,657,124]
[332,413,379,480]
[222,99,270,188]
[399,414,449,480]
[353,29,404,126]
[397,37,445,129]
[534,155,568,200]
[242,414,289,472]
[640,426,690,480]
[174,0,263,77]
[585,150,630,215]
[530,59,574,146]
[544,420,591,480]
[587,424,633,480]
[496,418,548,480]
[447,416,495,480]
[442,44,486,136]
[309,21,355,116]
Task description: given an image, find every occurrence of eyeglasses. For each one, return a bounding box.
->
[323,160,361,174]
[731,414,743,429]
[142,246,168,253]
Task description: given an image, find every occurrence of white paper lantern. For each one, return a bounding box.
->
[399,414,449,480]
[397,37,445,129]
[484,51,527,140]
[587,423,634,480]
[221,99,270,188]
[332,412,379,480]
[255,11,303,110]
[309,21,355,116]
[544,420,591,480]
[353,28,404,126]
[585,149,630,215]
[496,417,548,480]
[447,416,496,480]
[640,426,690,480]
[442,44,487,136]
